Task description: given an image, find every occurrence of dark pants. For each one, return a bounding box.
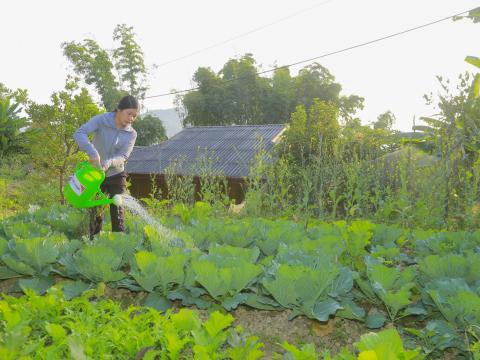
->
[89,172,127,239]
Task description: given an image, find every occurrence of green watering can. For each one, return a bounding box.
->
[64,162,123,208]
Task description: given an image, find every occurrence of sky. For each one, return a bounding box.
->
[2,0,480,131]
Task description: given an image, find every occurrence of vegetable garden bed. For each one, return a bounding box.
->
[0,203,479,358]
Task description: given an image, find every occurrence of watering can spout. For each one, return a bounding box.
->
[83,192,118,208]
[70,193,123,208]
[85,192,124,208]
[112,194,123,206]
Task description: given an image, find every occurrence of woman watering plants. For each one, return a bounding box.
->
[74,95,138,238]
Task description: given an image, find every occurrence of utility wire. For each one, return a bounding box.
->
[156,0,336,68]
[145,8,473,100]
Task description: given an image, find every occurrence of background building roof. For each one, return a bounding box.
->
[126,124,286,178]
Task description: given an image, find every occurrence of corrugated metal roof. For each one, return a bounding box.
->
[126,124,286,178]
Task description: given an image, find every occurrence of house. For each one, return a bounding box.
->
[126,124,287,203]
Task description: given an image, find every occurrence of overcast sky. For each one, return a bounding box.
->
[2,0,479,131]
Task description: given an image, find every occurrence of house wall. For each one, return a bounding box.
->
[127,173,246,204]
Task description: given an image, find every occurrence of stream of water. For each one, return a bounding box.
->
[121,194,178,245]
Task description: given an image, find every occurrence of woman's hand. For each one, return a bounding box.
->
[101,159,111,172]
[89,155,101,169]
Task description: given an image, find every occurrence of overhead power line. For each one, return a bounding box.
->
[156,0,336,68]
[144,8,473,100]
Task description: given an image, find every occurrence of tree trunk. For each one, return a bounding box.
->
[59,151,70,205]
[59,169,65,205]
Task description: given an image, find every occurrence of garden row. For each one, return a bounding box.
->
[1,285,422,359]
[0,204,479,358]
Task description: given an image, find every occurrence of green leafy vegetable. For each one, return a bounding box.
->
[131,250,188,294]
[356,328,424,359]
[74,246,125,282]
[366,261,416,322]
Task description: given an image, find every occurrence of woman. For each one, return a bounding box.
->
[74,95,138,238]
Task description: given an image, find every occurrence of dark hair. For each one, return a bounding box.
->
[116,95,139,111]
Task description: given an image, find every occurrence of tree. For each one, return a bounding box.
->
[373,110,396,130]
[112,24,148,98]
[220,53,269,125]
[179,54,363,127]
[281,104,307,163]
[341,118,397,159]
[134,114,167,146]
[410,73,480,227]
[295,63,364,123]
[263,67,296,123]
[307,99,340,157]
[181,67,228,126]
[0,83,28,105]
[339,94,365,124]
[26,79,101,203]
[281,99,340,163]
[62,24,147,110]
[295,63,340,108]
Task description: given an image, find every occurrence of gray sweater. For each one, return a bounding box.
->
[74,112,137,177]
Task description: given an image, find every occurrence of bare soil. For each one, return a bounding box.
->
[231,306,365,357]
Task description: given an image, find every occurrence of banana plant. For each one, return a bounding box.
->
[464,7,480,98]
[466,56,480,99]
[0,97,26,156]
